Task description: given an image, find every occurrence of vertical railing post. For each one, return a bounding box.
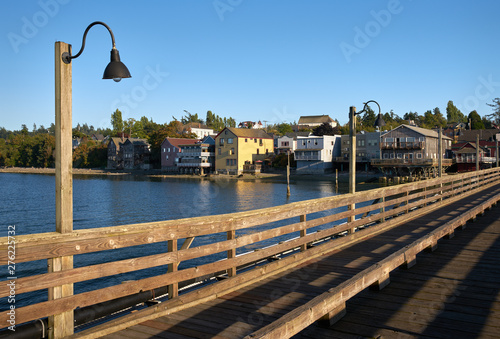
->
[348,106,356,234]
[380,195,385,223]
[227,230,236,277]
[300,214,307,251]
[50,41,74,339]
[168,239,178,299]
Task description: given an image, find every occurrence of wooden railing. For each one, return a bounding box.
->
[1,168,500,338]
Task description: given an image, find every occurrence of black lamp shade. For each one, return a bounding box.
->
[103,48,131,81]
[374,113,386,128]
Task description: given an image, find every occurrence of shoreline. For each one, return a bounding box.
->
[0,167,380,183]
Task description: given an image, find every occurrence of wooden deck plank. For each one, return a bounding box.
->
[103,184,500,339]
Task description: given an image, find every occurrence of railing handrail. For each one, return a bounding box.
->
[1,167,499,333]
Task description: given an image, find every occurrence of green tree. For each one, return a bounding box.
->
[446,100,465,124]
[468,110,485,130]
[111,109,124,133]
[276,123,293,136]
[313,122,340,136]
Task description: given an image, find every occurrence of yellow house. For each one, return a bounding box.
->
[215,127,274,175]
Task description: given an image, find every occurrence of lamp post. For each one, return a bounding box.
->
[348,100,381,230]
[53,21,130,338]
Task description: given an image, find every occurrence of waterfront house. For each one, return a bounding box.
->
[161,138,200,171]
[337,131,384,172]
[294,135,341,174]
[371,124,453,177]
[121,138,151,170]
[452,141,497,172]
[107,137,125,169]
[215,127,274,175]
[275,132,311,155]
[177,136,215,175]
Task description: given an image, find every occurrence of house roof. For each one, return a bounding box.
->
[453,142,489,154]
[108,137,126,150]
[285,132,312,139]
[123,138,150,146]
[298,115,334,125]
[162,138,199,148]
[382,124,452,140]
[457,129,499,142]
[216,127,273,139]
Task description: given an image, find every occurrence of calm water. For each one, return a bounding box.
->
[0,172,375,311]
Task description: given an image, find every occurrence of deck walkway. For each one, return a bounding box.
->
[103,184,500,339]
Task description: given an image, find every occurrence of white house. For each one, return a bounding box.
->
[294,135,341,174]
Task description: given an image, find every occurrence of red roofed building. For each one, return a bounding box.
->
[161,137,199,171]
[452,141,498,172]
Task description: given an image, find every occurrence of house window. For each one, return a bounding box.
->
[416,153,422,159]
[162,148,166,152]
[218,148,221,155]
[230,148,235,155]
[397,153,402,159]
[390,153,395,159]
[419,137,425,142]
[219,138,224,146]
[228,138,233,144]
[257,149,260,154]
[384,153,389,159]
[245,138,248,142]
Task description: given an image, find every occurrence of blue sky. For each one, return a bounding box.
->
[1,0,500,131]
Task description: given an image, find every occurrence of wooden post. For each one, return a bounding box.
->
[50,41,74,338]
[496,139,499,168]
[167,239,178,298]
[380,195,385,223]
[286,150,291,197]
[348,107,356,232]
[476,134,480,171]
[300,215,307,252]
[227,230,236,277]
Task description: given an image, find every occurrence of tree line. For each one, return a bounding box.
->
[2,100,500,169]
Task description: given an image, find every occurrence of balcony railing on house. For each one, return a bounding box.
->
[456,156,496,164]
[371,158,453,166]
[380,141,425,150]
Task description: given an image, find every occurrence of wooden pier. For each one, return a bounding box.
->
[1,168,500,338]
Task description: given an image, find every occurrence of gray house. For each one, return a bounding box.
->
[371,125,452,177]
[337,131,383,171]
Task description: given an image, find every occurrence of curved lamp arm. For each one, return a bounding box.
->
[62,21,115,63]
[356,100,381,116]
